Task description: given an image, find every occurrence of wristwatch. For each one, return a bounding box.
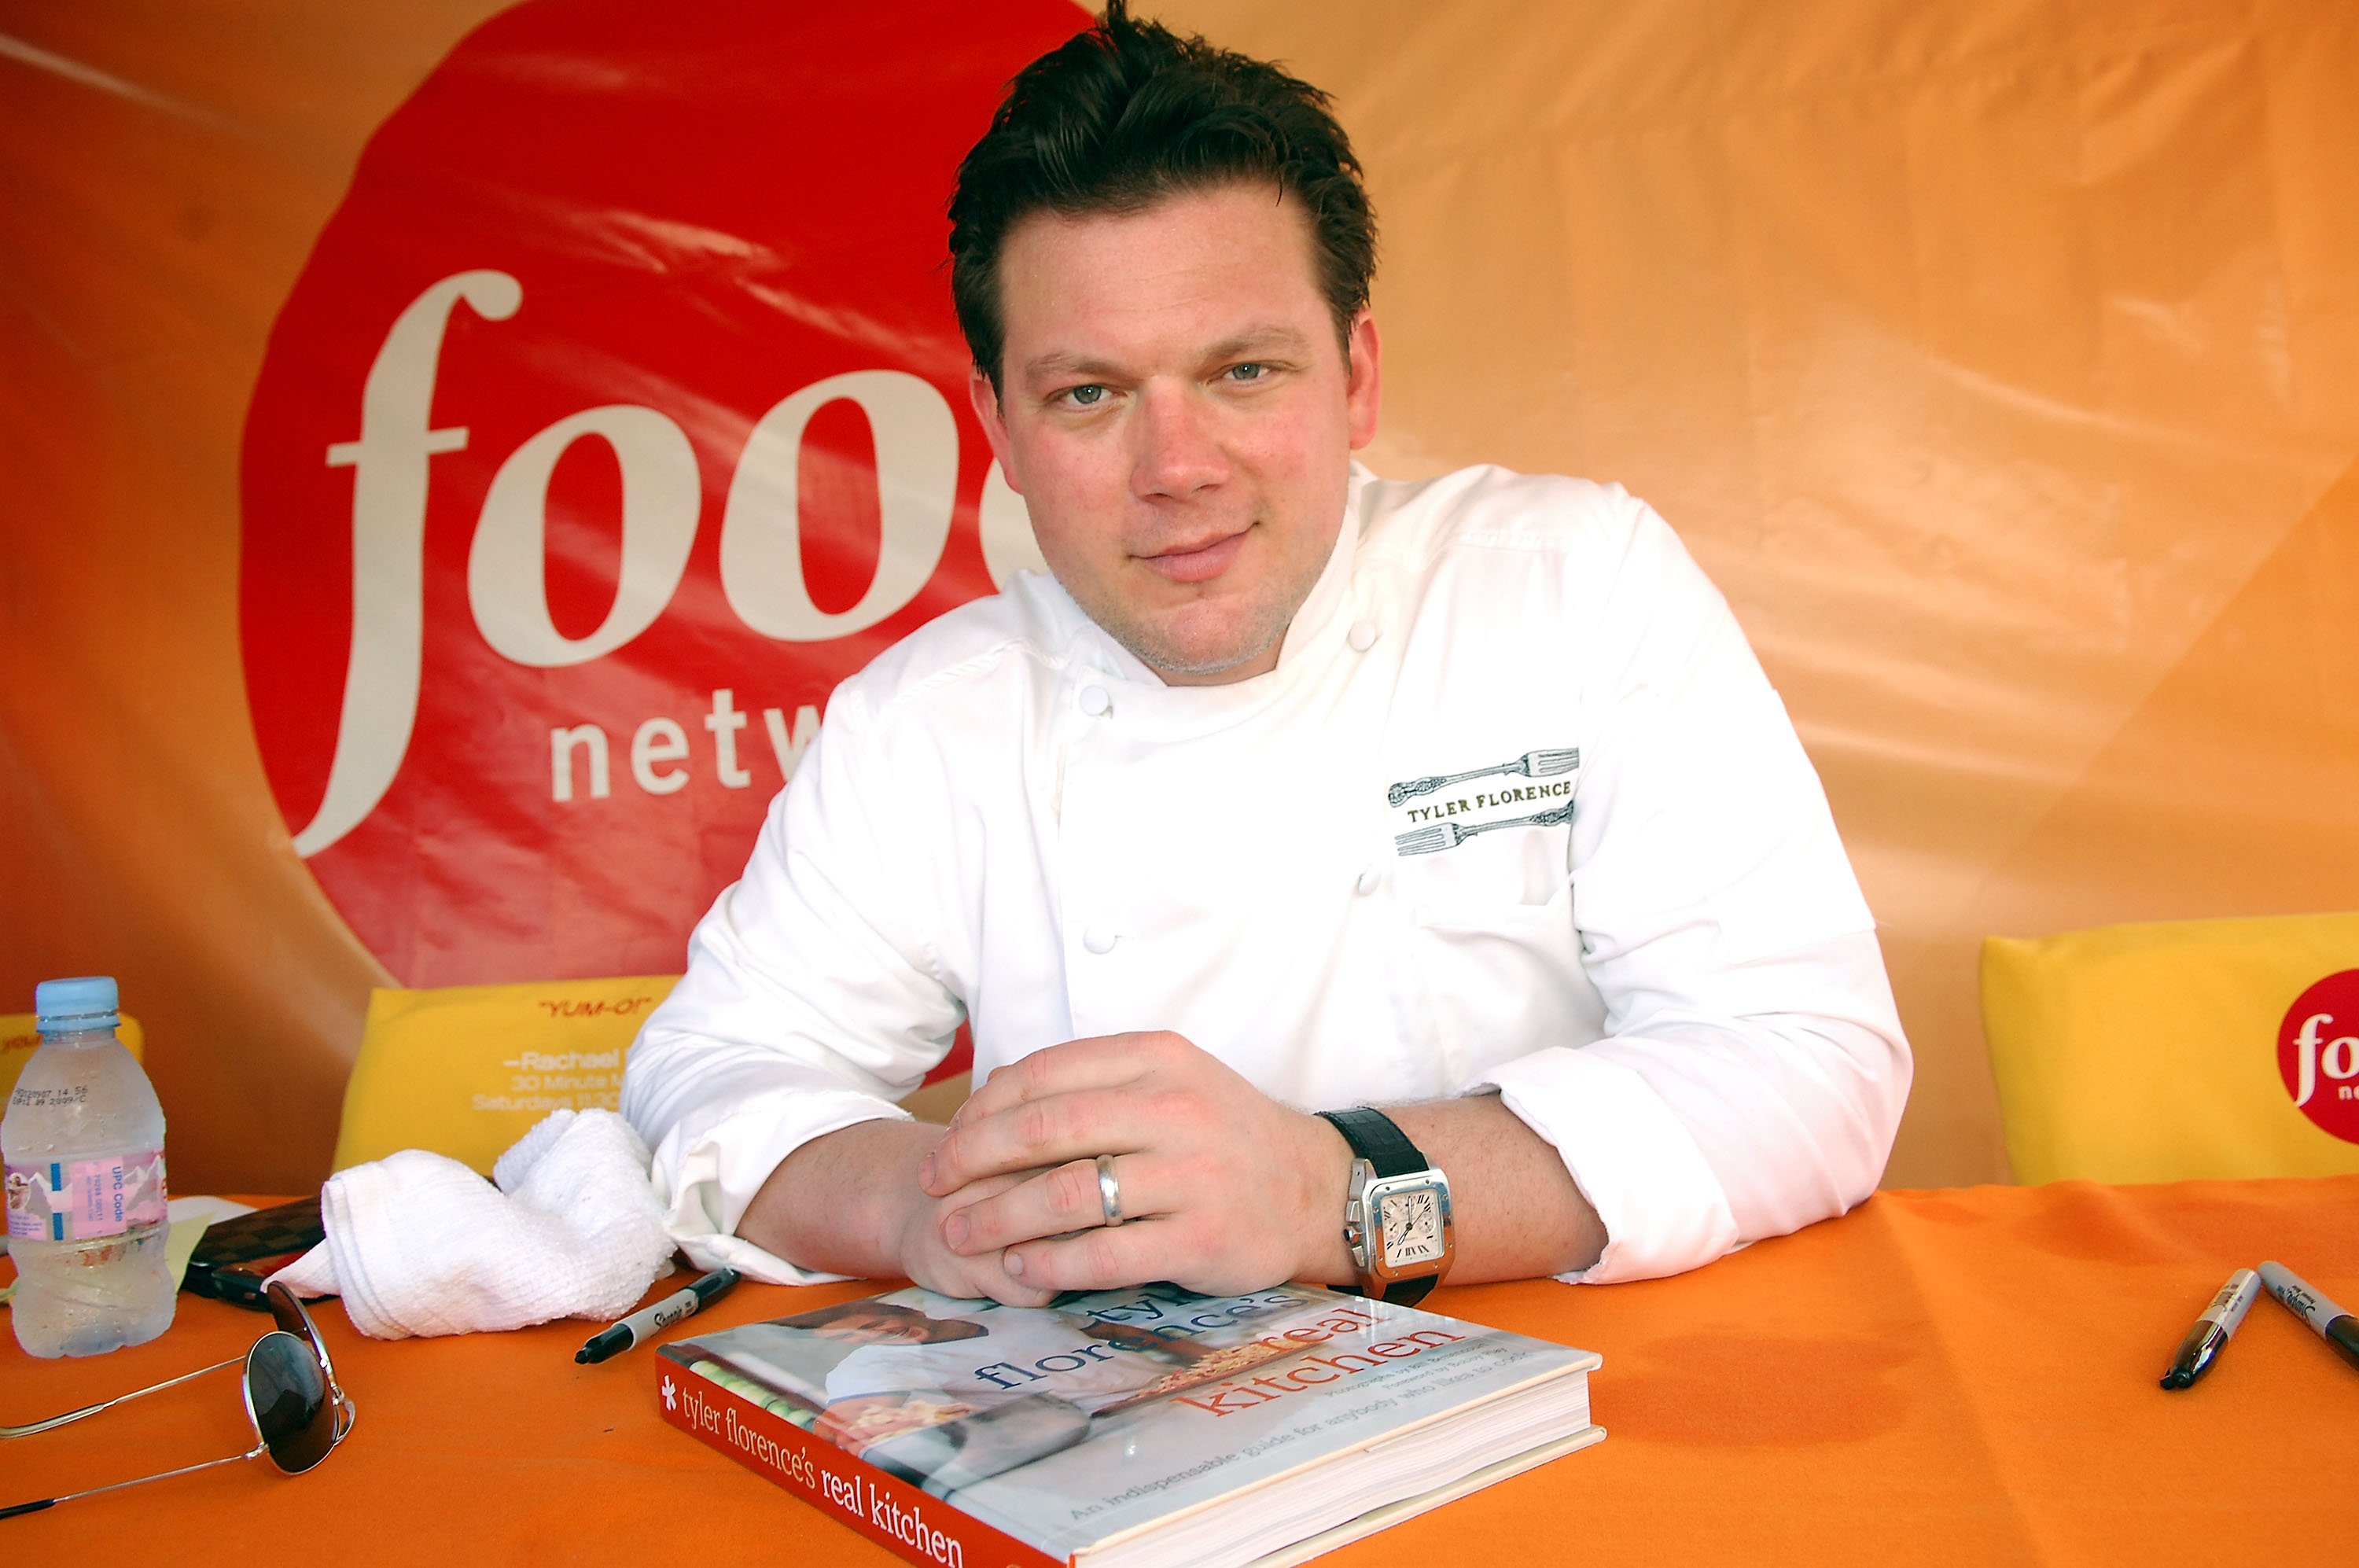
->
[1314,1107,1453,1305]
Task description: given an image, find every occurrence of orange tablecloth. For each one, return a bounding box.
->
[5,1176,2354,1564]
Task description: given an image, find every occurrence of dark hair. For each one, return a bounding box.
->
[948,0,1376,391]
[786,1300,986,1343]
[782,1299,932,1331]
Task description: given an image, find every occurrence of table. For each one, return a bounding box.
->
[5,1176,2353,1563]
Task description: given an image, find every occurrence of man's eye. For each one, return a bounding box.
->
[1065,384,1107,407]
[1226,363,1268,383]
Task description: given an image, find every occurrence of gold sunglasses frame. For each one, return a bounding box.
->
[2,1280,355,1519]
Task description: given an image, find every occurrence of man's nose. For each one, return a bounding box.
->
[1131,384,1227,499]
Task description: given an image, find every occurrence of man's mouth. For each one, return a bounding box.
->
[1137,525,1249,584]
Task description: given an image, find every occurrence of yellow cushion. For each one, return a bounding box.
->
[1981,914,2359,1183]
[0,1013,145,1104]
[333,977,676,1175]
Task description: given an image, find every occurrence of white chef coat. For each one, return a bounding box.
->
[620,464,1912,1286]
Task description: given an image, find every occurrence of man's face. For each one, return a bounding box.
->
[972,182,1381,685]
[813,1308,934,1345]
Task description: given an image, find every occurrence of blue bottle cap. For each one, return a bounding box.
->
[35,976,120,1032]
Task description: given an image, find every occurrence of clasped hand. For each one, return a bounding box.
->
[907,1032,1348,1304]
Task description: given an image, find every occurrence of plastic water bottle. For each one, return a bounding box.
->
[3,977,175,1356]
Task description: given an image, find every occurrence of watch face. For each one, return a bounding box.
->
[1378,1186,1445,1269]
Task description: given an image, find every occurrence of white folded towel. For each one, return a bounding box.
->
[274,1109,677,1339]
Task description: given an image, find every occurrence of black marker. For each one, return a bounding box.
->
[2258,1261,2359,1376]
[576,1268,740,1364]
[2160,1268,2259,1389]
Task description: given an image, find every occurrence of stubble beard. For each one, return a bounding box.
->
[1108,596,1292,679]
[1072,543,1328,681]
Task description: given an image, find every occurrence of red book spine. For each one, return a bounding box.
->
[656,1360,1066,1568]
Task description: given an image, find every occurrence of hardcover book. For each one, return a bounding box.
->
[656,1280,1602,1568]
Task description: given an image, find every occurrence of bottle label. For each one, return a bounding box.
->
[4,1150,167,1242]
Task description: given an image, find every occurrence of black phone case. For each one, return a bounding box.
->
[182,1196,326,1308]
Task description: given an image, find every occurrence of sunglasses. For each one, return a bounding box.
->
[2,1280,355,1520]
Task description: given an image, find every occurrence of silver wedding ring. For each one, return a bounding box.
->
[1095,1153,1124,1227]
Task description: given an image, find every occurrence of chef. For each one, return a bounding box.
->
[621,1,1910,1306]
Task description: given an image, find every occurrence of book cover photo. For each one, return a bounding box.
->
[658,1279,1601,1568]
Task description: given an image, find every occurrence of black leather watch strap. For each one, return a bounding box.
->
[1316,1107,1444,1306]
[1316,1107,1430,1176]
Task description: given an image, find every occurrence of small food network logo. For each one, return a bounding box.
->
[2277,969,2359,1144]
[237,0,1076,985]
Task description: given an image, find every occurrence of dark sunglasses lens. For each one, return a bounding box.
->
[245,1331,335,1475]
[264,1281,332,1367]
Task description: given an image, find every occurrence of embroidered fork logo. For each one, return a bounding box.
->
[1387,749,1579,808]
[1396,801,1574,856]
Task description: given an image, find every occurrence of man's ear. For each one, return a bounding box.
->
[1344,310,1382,451]
[970,368,1022,493]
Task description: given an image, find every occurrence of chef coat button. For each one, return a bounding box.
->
[1079,685,1111,717]
[1355,867,1382,896]
[1347,620,1378,653]
[1082,925,1117,955]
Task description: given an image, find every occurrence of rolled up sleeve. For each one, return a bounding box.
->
[1470,499,1912,1281]
[620,703,963,1284]
[1471,932,1907,1282]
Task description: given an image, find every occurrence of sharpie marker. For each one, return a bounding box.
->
[576,1268,740,1364]
[2258,1261,2359,1376]
[2159,1268,2260,1389]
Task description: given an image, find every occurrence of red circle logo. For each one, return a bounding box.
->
[2278,970,2359,1144]
[240,0,1078,985]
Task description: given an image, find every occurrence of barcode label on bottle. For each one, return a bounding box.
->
[4,1150,167,1241]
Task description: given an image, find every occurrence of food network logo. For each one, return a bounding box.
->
[237,0,1079,985]
[2277,970,2359,1144]
[296,268,1043,856]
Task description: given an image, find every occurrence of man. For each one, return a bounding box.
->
[794,1295,1223,1437]
[690,1288,1330,1484]
[621,2,1909,1307]
[745,1300,1161,1452]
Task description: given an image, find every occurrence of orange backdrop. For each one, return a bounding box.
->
[2,0,2354,1193]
